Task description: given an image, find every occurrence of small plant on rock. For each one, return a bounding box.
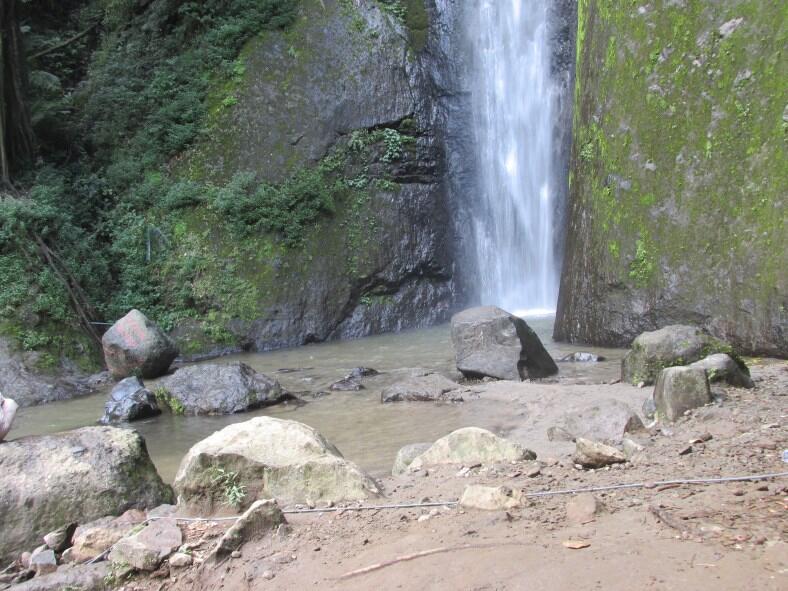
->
[209,466,247,508]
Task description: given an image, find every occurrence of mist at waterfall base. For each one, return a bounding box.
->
[469,0,561,319]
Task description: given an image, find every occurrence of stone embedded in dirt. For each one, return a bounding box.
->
[621,325,740,386]
[70,510,147,562]
[555,398,645,443]
[559,352,605,362]
[101,309,179,379]
[210,500,286,563]
[0,426,172,564]
[408,427,535,471]
[460,485,524,511]
[642,397,657,420]
[173,417,380,512]
[653,367,712,422]
[392,443,432,476]
[573,438,626,468]
[109,518,182,572]
[565,493,600,524]
[156,362,284,415]
[42,523,77,553]
[450,306,558,381]
[169,552,193,568]
[329,377,364,391]
[546,426,575,442]
[689,353,754,388]
[622,438,645,459]
[381,374,462,403]
[30,546,57,576]
[99,376,161,424]
[8,563,110,591]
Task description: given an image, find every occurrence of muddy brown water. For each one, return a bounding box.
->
[11,316,625,482]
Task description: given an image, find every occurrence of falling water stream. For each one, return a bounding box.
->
[470,0,559,315]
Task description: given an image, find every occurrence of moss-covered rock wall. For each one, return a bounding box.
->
[555,0,787,356]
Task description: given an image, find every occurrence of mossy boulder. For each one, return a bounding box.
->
[653,366,712,422]
[173,417,380,513]
[621,325,744,385]
[0,427,172,563]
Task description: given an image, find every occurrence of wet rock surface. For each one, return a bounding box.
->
[451,306,558,381]
[156,362,284,415]
[100,377,161,424]
[380,373,461,403]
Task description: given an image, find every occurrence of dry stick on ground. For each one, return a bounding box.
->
[337,543,529,580]
[649,505,694,536]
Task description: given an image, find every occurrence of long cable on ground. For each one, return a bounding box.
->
[142,470,788,520]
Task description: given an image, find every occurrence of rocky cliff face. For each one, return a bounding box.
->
[555,0,786,356]
[170,0,470,354]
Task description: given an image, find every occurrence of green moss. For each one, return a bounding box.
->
[571,0,787,312]
[154,387,185,415]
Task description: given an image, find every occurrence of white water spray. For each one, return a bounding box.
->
[469,0,559,316]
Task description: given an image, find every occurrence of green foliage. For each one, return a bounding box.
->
[628,238,655,287]
[153,387,185,415]
[209,466,247,508]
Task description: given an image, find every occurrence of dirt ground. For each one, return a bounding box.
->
[126,361,787,591]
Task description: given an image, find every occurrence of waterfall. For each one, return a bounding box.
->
[469,0,560,316]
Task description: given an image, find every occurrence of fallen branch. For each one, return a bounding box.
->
[337,543,527,580]
[649,505,691,535]
[28,24,98,61]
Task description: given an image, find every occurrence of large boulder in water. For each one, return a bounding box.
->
[102,310,178,379]
[621,325,745,386]
[450,306,558,381]
[155,362,285,415]
[408,427,535,471]
[173,417,380,512]
[0,426,172,563]
[99,377,161,424]
[653,366,712,422]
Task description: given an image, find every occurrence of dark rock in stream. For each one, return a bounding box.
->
[329,378,364,392]
[559,352,605,362]
[347,367,380,379]
[451,306,558,381]
[99,377,161,424]
[156,362,285,415]
[0,427,172,564]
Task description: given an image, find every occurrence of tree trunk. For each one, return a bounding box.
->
[0,0,35,185]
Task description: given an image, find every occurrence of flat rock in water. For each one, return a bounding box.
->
[109,518,182,572]
[156,362,284,415]
[460,485,523,511]
[689,353,753,388]
[100,376,161,424]
[173,417,380,512]
[329,377,364,391]
[409,427,535,471]
[555,398,644,444]
[101,309,178,379]
[573,438,626,468]
[381,374,462,403]
[653,366,712,422]
[392,442,432,476]
[0,427,172,564]
[347,367,379,379]
[450,306,558,381]
[559,352,605,362]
